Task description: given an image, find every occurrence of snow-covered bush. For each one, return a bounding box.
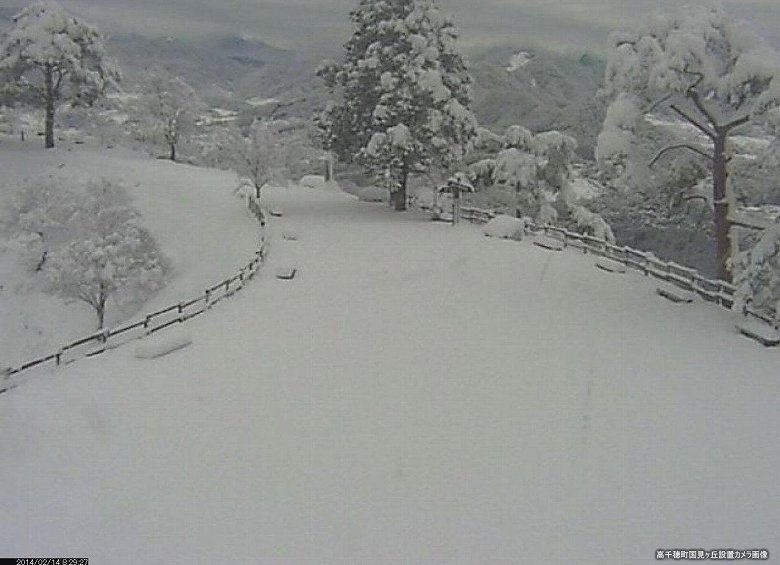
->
[483,215,528,241]
[733,223,780,317]
[300,175,326,189]
[569,205,616,243]
[0,1,120,148]
[45,179,169,329]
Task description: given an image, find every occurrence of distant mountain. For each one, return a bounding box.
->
[106,33,328,119]
[469,46,608,158]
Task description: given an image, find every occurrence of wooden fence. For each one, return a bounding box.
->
[1,195,268,394]
[454,204,777,329]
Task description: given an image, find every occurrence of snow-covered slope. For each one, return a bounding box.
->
[0,140,258,367]
[1,185,777,564]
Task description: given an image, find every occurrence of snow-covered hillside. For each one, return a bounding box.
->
[0,140,258,368]
[1,184,777,564]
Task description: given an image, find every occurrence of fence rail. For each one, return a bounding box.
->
[431,203,777,329]
[1,195,268,394]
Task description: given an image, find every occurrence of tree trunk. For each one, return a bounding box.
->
[393,164,408,211]
[35,250,48,272]
[712,134,731,282]
[96,287,107,330]
[44,65,55,149]
[169,143,176,161]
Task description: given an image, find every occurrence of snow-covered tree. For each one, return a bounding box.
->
[0,0,120,148]
[489,125,614,240]
[135,70,204,161]
[733,223,780,319]
[318,0,477,210]
[223,120,320,198]
[599,6,780,280]
[45,179,168,329]
[0,175,78,271]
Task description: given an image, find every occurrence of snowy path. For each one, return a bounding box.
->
[1,185,778,564]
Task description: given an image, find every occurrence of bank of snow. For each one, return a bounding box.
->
[1,185,778,564]
[0,140,258,368]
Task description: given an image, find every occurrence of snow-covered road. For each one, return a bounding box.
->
[2,185,778,564]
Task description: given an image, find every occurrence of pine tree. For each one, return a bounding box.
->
[599,6,780,280]
[318,0,477,210]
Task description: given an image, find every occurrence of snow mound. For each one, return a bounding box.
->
[483,215,527,240]
[358,186,389,203]
[299,175,326,188]
[134,329,192,359]
[506,51,533,72]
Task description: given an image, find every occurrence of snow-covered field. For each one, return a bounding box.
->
[0,140,258,368]
[1,183,777,564]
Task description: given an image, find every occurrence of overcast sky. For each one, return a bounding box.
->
[5,0,780,55]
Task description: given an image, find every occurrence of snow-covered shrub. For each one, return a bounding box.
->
[300,175,326,189]
[569,205,616,243]
[483,215,528,241]
[733,223,780,317]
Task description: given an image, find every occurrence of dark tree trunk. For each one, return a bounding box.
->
[96,287,107,330]
[393,163,408,211]
[35,250,48,272]
[712,133,731,282]
[44,65,55,149]
[169,143,176,161]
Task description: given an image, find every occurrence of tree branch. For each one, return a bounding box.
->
[649,143,714,167]
[687,89,719,130]
[723,114,750,132]
[670,104,716,140]
[644,92,674,114]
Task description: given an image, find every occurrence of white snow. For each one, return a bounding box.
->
[134,328,192,359]
[245,97,279,107]
[506,51,533,72]
[1,184,778,564]
[299,174,326,188]
[482,214,526,240]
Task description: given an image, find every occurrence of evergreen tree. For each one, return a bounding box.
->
[318,0,477,210]
[598,6,780,280]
